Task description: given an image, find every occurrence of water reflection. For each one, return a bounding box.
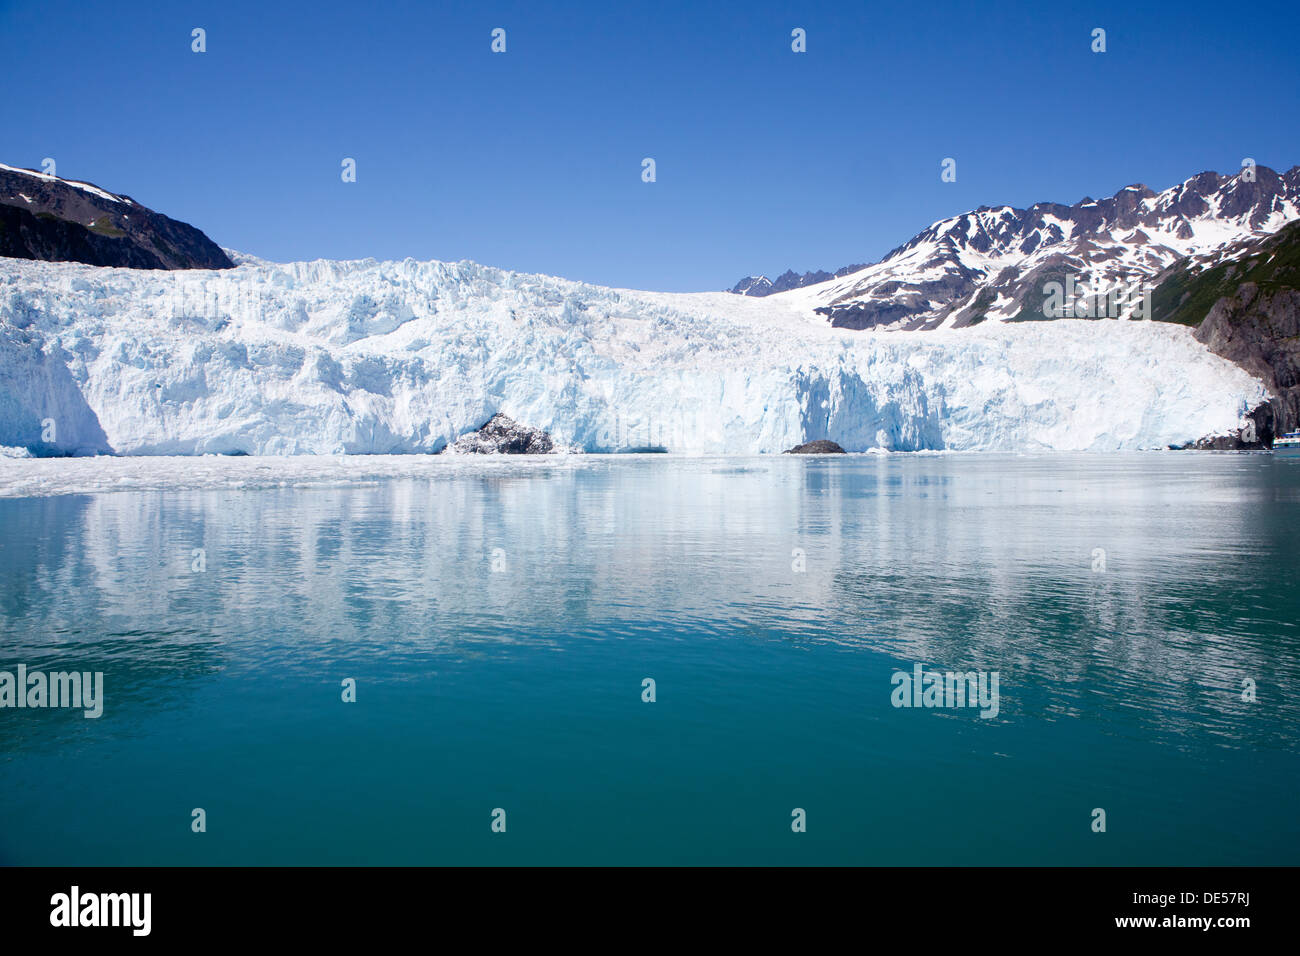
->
[1,454,1298,757]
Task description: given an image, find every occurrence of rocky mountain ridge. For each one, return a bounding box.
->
[0,163,232,271]
[730,264,867,297]
[735,165,1300,331]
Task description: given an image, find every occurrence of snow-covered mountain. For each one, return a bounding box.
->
[0,252,1266,456]
[744,165,1300,329]
[729,265,867,297]
[730,275,774,296]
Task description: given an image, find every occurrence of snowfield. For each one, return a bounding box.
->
[0,253,1269,457]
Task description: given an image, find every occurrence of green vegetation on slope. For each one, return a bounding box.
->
[1152,220,1300,326]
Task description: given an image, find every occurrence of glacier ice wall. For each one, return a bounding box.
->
[0,254,1269,455]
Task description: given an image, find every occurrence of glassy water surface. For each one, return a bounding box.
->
[1,453,1298,864]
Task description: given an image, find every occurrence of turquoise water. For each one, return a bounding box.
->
[1,453,1299,865]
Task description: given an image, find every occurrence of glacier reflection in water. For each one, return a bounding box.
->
[1,453,1298,864]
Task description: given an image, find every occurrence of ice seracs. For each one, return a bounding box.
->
[0,251,1269,456]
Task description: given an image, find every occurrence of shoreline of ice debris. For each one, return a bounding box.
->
[0,449,1272,499]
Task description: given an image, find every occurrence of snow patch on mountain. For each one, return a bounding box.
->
[0,162,134,206]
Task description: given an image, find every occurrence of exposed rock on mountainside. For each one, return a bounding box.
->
[444,413,575,454]
[783,440,846,454]
[734,165,1300,331]
[1153,220,1300,447]
[730,275,775,296]
[730,265,867,297]
[0,163,232,271]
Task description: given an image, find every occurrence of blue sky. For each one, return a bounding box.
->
[3,0,1298,291]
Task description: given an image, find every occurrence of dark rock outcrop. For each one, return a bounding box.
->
[783,439,846,454]
[1193,287,1297,446]
[1153,220,1300,447]
[0,163,233,270]
[445,413,575,455]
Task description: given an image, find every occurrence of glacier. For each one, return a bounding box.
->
[0,253,1270,456]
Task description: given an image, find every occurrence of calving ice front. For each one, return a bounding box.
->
[49,886,150,936]
[0,255,1269,455]
[891,663,1000,719]
[0,664,103,718]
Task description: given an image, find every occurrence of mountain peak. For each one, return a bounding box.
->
[731,163,1300,330]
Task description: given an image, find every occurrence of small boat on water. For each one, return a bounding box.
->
[1275,430,1300,454]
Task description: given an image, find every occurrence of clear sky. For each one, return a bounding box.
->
[3,0,1298,291]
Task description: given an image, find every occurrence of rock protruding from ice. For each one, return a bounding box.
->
[784,440,846,454]
[445,413,575,455]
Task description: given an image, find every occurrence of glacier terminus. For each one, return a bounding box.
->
[0,250,1269,456]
